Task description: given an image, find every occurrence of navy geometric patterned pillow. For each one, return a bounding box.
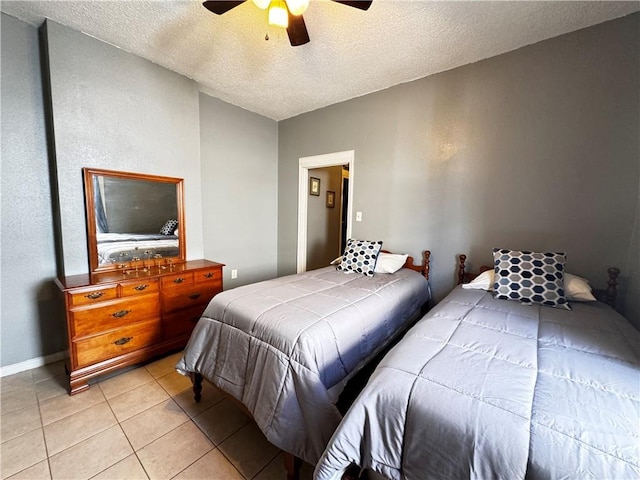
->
[492,248,570,310]
[159,219,178,235]
[336,239,383,277]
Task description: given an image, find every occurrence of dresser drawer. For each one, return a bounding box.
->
[161,272,194,289]
[120,278,159,297]
[161,284,221,314]
[71,294,160,339]
[162,305,206,340]
[194,268,222,283]
[68,285,118,307]
[74,319,162,368]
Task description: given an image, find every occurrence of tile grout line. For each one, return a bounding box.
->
[89,386,143,480]
[157,375,250,480]
[104,374,208,480]
[159,378,216,480]
[38,373,53,480]
[3,358,284,480]
[1,370,50,479]
[217,440,280,480]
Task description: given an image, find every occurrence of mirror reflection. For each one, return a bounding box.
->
[84,168,185,273]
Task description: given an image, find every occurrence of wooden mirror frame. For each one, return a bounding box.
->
[83,168,186,274]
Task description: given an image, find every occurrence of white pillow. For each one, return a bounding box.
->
[461,269,493,290]
[564,273,596,301]
[374,253,408,274]
[462,269,596,301]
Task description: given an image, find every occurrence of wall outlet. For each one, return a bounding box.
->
[231,269,238,279]
[356,211,363,222]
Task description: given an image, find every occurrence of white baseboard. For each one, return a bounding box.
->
[0,351,65,378]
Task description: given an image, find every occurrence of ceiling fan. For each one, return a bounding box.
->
[202,0,373,47]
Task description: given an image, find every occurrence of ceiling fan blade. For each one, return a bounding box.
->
[287,12,310,47]
[202,1,245,15]
[331,1,373,10]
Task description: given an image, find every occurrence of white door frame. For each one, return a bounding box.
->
[297,150,354,273]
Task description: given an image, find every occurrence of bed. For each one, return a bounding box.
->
[315,250,639,480]
[96,232,179,264]
[175,247,431,470]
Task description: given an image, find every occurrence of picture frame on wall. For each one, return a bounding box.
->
[310,177,320,196]
[326,191,335,208]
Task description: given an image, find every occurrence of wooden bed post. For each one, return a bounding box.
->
[457,254,467,285]
[284,452,302,480]
[605,267,620,308]
[190,372,203,402]
[423,250,431,280]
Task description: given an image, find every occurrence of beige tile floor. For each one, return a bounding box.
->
[0,352,314,480]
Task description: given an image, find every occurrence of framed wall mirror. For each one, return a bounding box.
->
[83,168,186,274]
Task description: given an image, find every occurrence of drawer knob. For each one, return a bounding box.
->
[188,293,202,300]
[134,284,149,291]
[173,278,185,284]
[113,336,133,346]
[203,272,214,279]
[111,310,131,318]
[85,292,105,300]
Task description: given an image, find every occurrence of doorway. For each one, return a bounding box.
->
[297,151,354,273]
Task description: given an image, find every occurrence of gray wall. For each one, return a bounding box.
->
[307,166,343,270]
[1,17,279,368]
[42,20,204,277]
[1,14,65,366]
[2,12,638,370]
[278,14,640,327]
[199,94,279,287]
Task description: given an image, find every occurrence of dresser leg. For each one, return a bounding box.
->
[191,372,203,402]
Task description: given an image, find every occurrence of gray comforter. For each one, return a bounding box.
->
[176,266,430,465]
[315,286,640,480]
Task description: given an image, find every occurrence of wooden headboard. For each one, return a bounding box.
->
[381,250,431,280]
[456,254,491,285]
[456,254,620,308]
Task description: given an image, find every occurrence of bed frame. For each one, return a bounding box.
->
[456,254,620,308]
[386,249,431,280]
[189,250,432,480]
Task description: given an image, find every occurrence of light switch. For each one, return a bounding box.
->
[356,211,363,222]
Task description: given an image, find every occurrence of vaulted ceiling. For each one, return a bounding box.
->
[3,1,638,120]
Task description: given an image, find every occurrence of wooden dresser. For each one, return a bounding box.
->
[55,259,224,394]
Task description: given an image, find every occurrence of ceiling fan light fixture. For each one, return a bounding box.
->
[252,0,271,9]
[285,0,309,16]
[268,0,288,28]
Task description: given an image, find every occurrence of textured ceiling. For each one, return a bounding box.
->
[2,1,639,120]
